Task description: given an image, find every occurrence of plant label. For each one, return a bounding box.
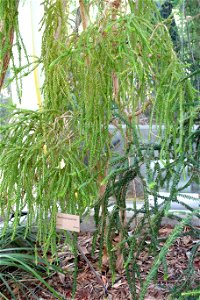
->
[56,213,80,232]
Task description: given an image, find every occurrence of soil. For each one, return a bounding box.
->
[36,225,200,300]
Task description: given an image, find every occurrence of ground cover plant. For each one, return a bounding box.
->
[0,0,199,299]
[0,224,65,300]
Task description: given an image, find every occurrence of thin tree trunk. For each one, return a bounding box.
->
[0,28,14,91]
[0,0,19,91]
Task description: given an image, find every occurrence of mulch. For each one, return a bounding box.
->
[37,225,200,300]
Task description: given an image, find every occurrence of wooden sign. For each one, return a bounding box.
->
[56,213,80,232]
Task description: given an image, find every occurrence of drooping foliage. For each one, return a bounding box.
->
[0,0,198,251]
[172,0,200,92]
[159,0,180,52]
[182,0,200,92]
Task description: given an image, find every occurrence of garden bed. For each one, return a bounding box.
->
[4,225,199,300]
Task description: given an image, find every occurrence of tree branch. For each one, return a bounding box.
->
[79,0,87,30]
[0,28,14,91]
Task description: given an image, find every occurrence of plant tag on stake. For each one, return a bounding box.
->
[56,213,80,232]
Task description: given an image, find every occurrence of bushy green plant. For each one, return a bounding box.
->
[0,0,198,253]
[0,1,199,299]
[93,128,200,299]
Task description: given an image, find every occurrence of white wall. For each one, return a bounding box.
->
[11,0,43,110]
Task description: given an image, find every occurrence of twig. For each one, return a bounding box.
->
[68,231,108,295]
[134,99,152,116]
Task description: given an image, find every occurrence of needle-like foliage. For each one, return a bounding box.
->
[0,0,198,262]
